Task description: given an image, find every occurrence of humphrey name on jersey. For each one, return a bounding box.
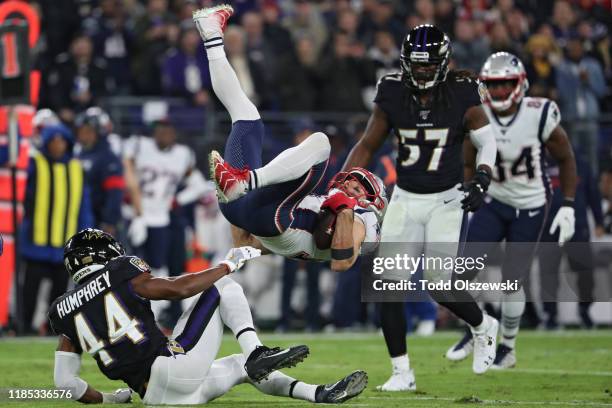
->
[56,271,111,319]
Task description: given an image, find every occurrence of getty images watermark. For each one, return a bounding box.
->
[370,253,520,292]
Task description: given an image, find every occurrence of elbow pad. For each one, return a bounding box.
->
[470,124,497,170]
[54,351,88,400]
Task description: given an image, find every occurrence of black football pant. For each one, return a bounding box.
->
[22,259,68,333]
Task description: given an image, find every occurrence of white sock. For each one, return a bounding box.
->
[391,354,410,372]
[251,371,317,402]
[501,289,525,349]
[237,329,261,358]
[291,381,318,402]
[253,132,330,188]
[216,277,262,358]
[207,42,260,122]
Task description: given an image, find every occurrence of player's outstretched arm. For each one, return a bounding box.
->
[54,336,131,404]
[330,210,366,272]
[131,247,261,300]
[342,104,390,170]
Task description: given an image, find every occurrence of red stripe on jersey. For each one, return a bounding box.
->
[103,175,125,190]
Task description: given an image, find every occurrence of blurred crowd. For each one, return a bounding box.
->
[6,0,612,335]
[36,0,612,116]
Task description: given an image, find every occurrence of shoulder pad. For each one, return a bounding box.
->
[107,256,150,285]
[377,72,402,87]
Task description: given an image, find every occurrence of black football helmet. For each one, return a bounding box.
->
[74,106,112,136]
[400,24,451,90]
[64,228,125,283]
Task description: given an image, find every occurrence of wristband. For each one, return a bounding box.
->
[562,198,575,208]
[331,247,354,260]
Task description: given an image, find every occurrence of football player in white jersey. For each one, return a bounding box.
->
[123,120,209,315]
[192,5,386,271]
[446,52,577,369]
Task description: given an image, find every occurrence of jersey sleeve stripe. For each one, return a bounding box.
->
[537,101,551,144]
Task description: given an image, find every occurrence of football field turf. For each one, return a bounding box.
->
[1,330,611,407]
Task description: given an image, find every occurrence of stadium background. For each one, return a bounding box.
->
[0,0,611,336]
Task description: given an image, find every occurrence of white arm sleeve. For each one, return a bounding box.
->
[54,351,88,401]
[176,169,214,206]
[469,124,497,170]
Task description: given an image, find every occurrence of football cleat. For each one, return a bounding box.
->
[445,327,474,361]
[490,344,516,370]
[192,4,233,41]
[209,150,250,203]
[315,370,368,403]
[245,345,309,383]
[471,314,499,374]
[376,368,416,392]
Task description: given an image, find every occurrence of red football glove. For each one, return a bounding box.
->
[321,191,357,214]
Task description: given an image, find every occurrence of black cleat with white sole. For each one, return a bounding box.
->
[245,345,309,382]
[315,370,368,404]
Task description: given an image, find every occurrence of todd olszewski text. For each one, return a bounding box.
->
[56,271,111,318]
[372,279,520,292]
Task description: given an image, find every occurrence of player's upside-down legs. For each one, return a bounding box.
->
[195,4,331,243]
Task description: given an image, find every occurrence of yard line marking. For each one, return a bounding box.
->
[366,396,612,407]
[510,368,612,377]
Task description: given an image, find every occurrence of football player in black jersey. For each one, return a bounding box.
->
[343,25,499,390]
[49,228,367,404]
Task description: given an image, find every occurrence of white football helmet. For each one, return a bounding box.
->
[479,52,529,112]
[330,167,388,223]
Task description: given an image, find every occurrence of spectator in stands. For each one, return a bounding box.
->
[414,0,436,24]
[38,0,81,61]
[452,19,490,73]
[524,34,559,99]
[368,30,400,78]
[539,155,604,329]
[551,0,577,48]
[336,9,361,41]
[284,0,329,58]
[83,0,134,94]
[277,37,319,111]
[261,0,294,56]
[506,8,530,46]
[363,30,400,109]
[556,35,607,173]
[359,0,405,47]
[161,24,211,106]
[489,21,521,56]
[434,0,456,36]
[20,125,93,335]
[74,108,124,236]
[241,11,278,109]
[132,0,178,95]
[42,33,111,123]
[316,33,375,112]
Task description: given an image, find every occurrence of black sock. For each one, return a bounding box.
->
[429,288,483,327]
[380,301,407,357]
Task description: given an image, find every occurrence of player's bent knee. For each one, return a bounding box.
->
[215,276,245,297]
[306,132,331,163]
